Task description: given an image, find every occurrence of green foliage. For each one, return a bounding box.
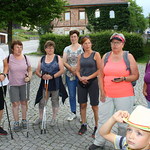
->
[86,1,146,33]
[86,4,130,32]
[128,0,146,32]
[39,33,70,55]
[0,0,67,53]
[39,31,144,59]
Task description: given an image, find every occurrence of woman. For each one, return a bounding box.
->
[35,40,64,126]
[76,36,101,137]
[143,60,150,108]
[8,40,32,132]
[89,33,139,150]
[0,48,9,135]
[63,30,83,121]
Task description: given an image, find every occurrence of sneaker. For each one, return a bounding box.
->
[50,118,56,126]
[0,127,8,135]
[67,112,77,121]
[13,121,21,132]
[34,118,42,125]
[92,126,97,138]
[89,144,103,150]
[22,119,27,129]
[78,124,87,135]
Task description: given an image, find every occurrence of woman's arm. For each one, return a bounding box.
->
[53,56,64,78]
[99,55,106,102]
[0,58,8,81]
[35,61,42,78]
[143,82,147,97]
[76,55,82,80]
[124,53,139,82]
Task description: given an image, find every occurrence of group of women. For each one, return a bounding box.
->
[0,30,149,148]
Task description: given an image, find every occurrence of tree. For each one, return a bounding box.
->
[128,0,146,32]
[0,0,67,53]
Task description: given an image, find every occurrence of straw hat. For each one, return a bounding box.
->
[123,105,150,131]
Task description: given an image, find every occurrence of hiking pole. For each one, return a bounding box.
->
[25,74,29,138]
[1,81,13,139]
[41,79,49,134]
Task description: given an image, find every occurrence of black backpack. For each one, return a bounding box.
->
[104,51,136,86]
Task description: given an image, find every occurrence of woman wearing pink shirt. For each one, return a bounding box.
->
[8,40,32,132]
[89,33,139,150]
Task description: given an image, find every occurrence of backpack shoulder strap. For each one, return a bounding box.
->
[7,54,10,63]
[104,52,111,66]
[40,55,45,63]
[23,55,28,66]
[119,136,124,149]
[55,55,58,63]
[123,51,130,71]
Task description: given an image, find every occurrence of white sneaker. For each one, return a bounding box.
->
[50,119,56,126]
[34,118,42,125]
[67,112,77,121]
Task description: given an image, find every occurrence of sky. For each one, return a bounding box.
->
[136,0,150,17]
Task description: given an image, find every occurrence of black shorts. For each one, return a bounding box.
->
[77,78,99,106]
[0,86,7,110]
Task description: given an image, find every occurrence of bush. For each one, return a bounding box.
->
[39,31,144,59]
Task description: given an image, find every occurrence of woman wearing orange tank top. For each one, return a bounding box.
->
[89,33,139,150]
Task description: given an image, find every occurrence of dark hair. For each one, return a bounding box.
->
[44,40,55,49]
[11,40,23,50]
[69,30,80,37]
[80,36,91,45]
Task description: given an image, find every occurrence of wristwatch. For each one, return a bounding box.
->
[0,73,6,77]
[124,77,126,81]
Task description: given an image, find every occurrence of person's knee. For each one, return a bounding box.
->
[12,102,20,108]
[80,103,87,110]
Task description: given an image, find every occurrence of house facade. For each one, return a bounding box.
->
[52,0,129,35]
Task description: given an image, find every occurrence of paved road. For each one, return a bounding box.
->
[0,56,147,150]
[0,40,39,56]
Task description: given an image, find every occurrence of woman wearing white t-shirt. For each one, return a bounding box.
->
[0,48,9,135]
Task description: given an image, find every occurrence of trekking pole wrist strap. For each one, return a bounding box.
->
[0,73,6,77]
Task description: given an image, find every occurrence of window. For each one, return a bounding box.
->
[110,10,115,18]
[79,11,85,20]
[95,9,100,18]
[65,12,70,20]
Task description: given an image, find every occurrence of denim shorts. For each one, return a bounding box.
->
[9,84,30,103]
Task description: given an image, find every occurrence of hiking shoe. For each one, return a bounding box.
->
[50,118,56,126]
[34,118,42,125]
[67,112,77,121]
[89,144,103,150]
[22,119,27,129]
[0,127,8,135]
[92,126,97,138]
[78,124,87,135]
[13,121,21,132]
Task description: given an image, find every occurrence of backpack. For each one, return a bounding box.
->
[104,51,136,86]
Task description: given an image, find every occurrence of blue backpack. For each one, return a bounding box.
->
[104,51,136,86]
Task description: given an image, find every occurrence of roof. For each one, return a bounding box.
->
[66,0,128,7]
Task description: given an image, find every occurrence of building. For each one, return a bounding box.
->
[52,0,128,35]
[0,33,8,44]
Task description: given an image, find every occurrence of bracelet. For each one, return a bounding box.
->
[41,74,43,78]
[124,77,126,81]
[0,73,6,77]
[52,74,55,79]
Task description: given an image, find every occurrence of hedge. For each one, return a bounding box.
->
[39,30,144,59]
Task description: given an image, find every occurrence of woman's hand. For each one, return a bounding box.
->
[143,90,148,97]
[24,76,30,82]
[70,66,76,75]
[0,74,5,81]
[42,74,53,80]
[79,76,89,84]
[100,91,106,103]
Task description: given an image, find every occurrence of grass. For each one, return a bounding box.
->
[137,42,150,63]
[12,29,39,41]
